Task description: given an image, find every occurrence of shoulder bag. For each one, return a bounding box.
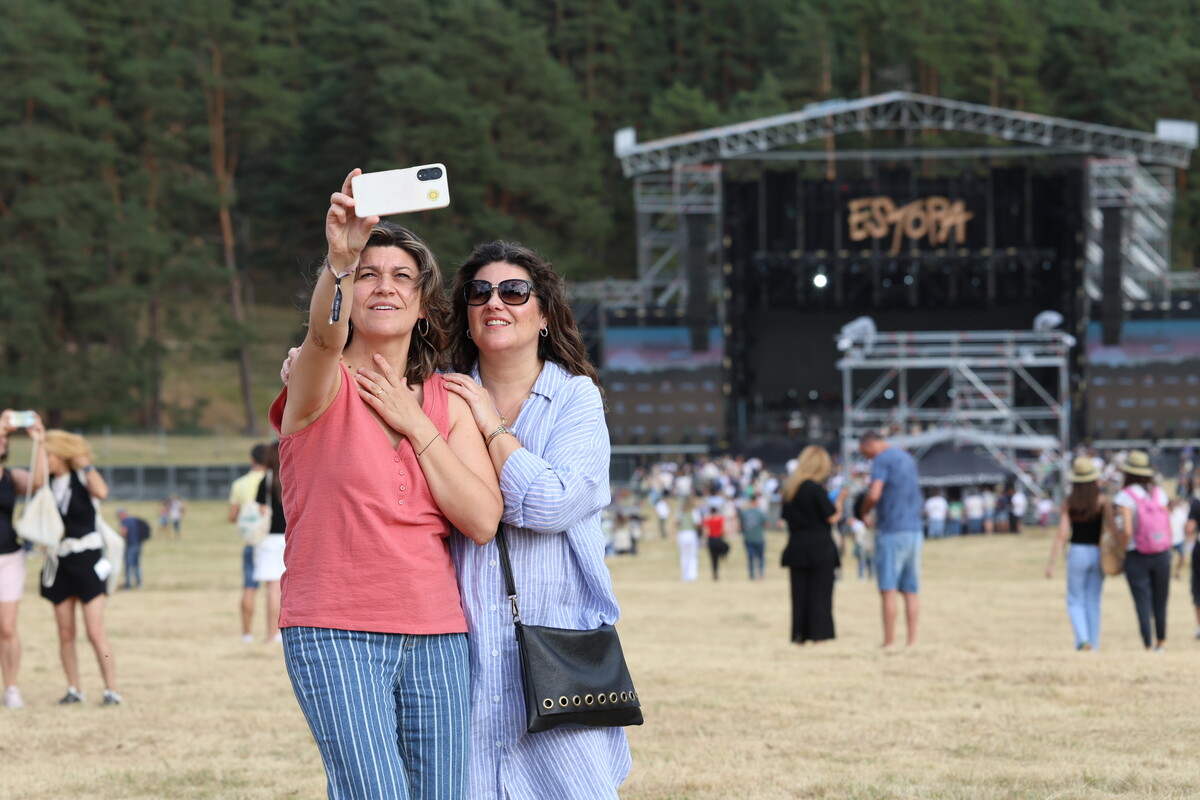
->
[496,527,643,733]
[91,494,124,595]
[1099,498,1125,576]
[14,442,64,548]
[239,472,272,547]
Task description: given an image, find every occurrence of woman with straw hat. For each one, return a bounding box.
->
[1113,450,1172,651]
[1046,456,1109,651]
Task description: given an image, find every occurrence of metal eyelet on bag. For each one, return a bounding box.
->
[542,698,554,710]
[620,692,628,702]
[572,695,582,707]
[609,692,619,704]
[558,696,569,707]
[584,694,595,705]
[597,693,607,705]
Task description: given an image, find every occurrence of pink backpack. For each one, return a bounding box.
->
[1130,487,1171,554]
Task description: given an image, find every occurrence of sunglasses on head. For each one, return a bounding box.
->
[464,279,534,306]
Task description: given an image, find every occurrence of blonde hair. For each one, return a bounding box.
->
[782,445,833,502]
[44,430,93,469]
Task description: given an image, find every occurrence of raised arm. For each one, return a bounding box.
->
[281,169,380,435]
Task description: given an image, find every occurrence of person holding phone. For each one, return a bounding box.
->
[442,241,632,799]
[270,169,501,799]
[40,430,121,705]
[0,409,46,708]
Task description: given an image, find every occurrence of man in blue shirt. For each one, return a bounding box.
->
[117,508,151,590]
[859,431,923,648]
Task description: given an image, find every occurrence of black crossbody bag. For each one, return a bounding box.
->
[495,528,644,733]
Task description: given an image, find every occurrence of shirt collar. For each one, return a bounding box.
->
[469,359,566,401]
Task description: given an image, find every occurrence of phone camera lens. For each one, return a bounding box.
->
[418,167,443,181]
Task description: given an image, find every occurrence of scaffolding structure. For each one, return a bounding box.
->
[838,329,1073,496]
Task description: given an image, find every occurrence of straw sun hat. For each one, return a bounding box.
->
[1068,456,1100,483]
[1120,450,1155,478]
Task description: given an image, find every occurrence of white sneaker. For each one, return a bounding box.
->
[3,686,22,709]
[240,633,254,644]
[269,632,283,644]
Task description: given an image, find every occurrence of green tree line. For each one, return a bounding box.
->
[2,0,1198,433]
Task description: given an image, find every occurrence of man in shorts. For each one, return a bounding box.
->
[228,444,267,644]
[859,430,923,648]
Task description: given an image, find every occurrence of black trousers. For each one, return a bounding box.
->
[1125,550,1171,648]
[788,565,836,643]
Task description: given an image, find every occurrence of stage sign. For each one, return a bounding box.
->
[848,196,974,255]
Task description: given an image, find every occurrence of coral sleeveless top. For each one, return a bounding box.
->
[269,364,465,634]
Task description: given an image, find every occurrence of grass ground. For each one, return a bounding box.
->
[5,501,1200,799]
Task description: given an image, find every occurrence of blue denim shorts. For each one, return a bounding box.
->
[242,545,259,589]
[876,532,922,593]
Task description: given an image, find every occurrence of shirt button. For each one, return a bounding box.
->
[394,457,400,463]
[398,500,404,506]
[399,471,405,476]
[489,559,497,567]
[495,740,502,748]
[491,649,499,657]
[490,604,498,612]
[492,695,500,703]
[399,485,406,491]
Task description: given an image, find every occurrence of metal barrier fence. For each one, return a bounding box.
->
[97,464,247,502]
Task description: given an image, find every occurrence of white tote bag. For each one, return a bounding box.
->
[14,443,64,548]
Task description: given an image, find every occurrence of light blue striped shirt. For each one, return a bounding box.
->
[451,360,632,799]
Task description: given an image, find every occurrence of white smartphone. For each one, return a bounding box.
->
[6,410,36,428]
[351,164,451,218]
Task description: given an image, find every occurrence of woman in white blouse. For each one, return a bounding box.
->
[443,241,632,799]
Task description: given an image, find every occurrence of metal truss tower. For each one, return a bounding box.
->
[838,329,1073,497]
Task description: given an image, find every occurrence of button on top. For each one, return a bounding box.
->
[393,456,400,463]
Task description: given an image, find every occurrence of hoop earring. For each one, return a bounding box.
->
[466,328,472,340]
[540,327,548,338]
[416,317,430,337]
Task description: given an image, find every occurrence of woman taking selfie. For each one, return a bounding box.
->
[270,169,501,799]
[0,409,46,708]
[41,430,121,705]
[443,241,632,799]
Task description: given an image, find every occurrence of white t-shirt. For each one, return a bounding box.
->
[924,495,949,521]
[963,493,984,519]
[1011,490,1028,517]
[1113,484,1170,552]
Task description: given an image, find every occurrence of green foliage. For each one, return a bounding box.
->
[2,0,1199,427]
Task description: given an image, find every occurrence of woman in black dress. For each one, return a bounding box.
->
[41,430,121,705]
[780,445,845,644]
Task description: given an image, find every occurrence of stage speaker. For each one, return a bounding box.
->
[1099,206,1124,346]
[684,214,710,351]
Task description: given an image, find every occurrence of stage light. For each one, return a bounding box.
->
[813,273,828,289]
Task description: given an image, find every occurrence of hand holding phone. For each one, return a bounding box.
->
[5,410,36,429]
[351,164,450,218]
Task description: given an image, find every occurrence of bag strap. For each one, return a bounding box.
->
[494,526,523,624]
[24,439,45,505]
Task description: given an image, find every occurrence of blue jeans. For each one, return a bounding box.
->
[875,532,922,593]
[1065,544,1103,649]
[242,545,259,589]
[744,541,765,579]
[123,543,142,589]
[926,519,946,539]
[283,627,469,800]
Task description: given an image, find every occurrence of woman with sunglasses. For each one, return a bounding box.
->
[442,242,632,799]
[269,170,502,799]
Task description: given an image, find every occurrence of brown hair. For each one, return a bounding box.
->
[448,241,599,388]
[1066,480,1101,523]
[782,445,833,503]
[44,430,93,470]
[262,441,283,506]
[323,221,448,384]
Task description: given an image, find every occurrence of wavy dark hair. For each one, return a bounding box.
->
[448,241,600,389]
[1066,480,1102,523]
[318,221,448,384]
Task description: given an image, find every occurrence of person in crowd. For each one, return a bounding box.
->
[859,430,924,649]
[994,485,1011,533]
[700,503,728,581]
[0,409,46,708]
[779,445,845,645]
[228,443,267,643]
[166,494,185,539]
[981,486,996,534]
[253,442,287,644]
[1045,457,1109,651]
[116,508,150,591]
[1187,493,1200,639]
[41,430,121,705]
[848,493,874,580]
[156,497,170,538]
[271,170,502,799]
[1010,485,1028,534]
[946,489,964,537]
[1113,450,1171,652]
[924,490,948,539]
[654,492,671,539]
[1168,493,1189,581]
[963,487,984,534]
[676,495,700,582]
[737,490,767,580]
[442,240,633,798]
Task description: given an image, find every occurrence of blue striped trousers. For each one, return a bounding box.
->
[282,627,470,800]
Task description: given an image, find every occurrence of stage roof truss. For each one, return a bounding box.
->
[616,92,1195,177]
[839,329,1072,498]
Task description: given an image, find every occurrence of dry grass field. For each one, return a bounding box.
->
[5,500,1200,799]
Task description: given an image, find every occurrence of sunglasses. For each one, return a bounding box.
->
[464,279,534,306]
